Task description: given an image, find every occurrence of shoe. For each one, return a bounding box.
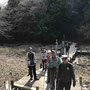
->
[34,78,39,81]
[30,78,33,80]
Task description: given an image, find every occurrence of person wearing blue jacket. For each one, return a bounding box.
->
[48,50,61,90]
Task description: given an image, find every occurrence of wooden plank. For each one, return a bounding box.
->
[77,50,90,53]
[14,69,48,90]
[14,83,33,90]
[69,43,77,58]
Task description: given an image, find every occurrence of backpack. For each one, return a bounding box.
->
[28,52,34,65]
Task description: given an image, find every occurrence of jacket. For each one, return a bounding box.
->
[57,62,75,83]
[48,56,61,68]
[41,51,47,60]
[27,52,36,66]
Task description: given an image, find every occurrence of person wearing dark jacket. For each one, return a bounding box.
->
[56,55,76,90]
[27,47,38,80]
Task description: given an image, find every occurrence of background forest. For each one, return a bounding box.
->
[0,0,90,44]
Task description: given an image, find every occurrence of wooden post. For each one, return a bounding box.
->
[10,80,14,90]
[79,76,82,90]
[5,81,9,90]
[10,72,14,89]
[36,85,39,90]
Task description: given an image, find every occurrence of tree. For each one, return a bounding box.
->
[7,0,20,8]
[79,24,90,41]
[0,7,12,40]
[0,0,90,43]
[43,0,72,40]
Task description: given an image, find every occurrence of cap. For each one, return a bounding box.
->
[51,50,56,53]
[62,55,68,59]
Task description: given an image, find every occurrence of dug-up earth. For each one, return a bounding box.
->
[0,44,55,90]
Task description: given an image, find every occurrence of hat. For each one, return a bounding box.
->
[28,47,32,50]
[51,50,56,53]
[62,55,68,59]
[47,50,51,53]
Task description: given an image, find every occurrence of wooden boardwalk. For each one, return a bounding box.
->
[14,69,48,90]
[76,50,90,55]
[14,43,82,90]
[69,43,77,59]
[71,77,81,90]
[14,69,81,90]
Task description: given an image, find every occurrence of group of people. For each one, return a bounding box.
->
[60,41,70,56]
[41,47,76,90]
[26,41,76,90]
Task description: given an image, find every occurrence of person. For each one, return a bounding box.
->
[56,49,61,57]
[65,42,70,56]
[27,47,38,80]
[48,50,61,90]
[51,48,55,51]
[57,55,76,90]
[61,41,65,55]
[41,48,47,71]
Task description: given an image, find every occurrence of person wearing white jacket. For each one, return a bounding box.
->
[41,48,47,71]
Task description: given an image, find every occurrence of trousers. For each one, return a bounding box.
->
[28,65,37,79]
[57,81,71,90]
[47,68,50,82]
[42,59,47,70]
[50,68,57,90]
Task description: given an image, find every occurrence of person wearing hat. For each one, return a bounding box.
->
[56,49,61,57]
[41,47,47,71]
[56,55,76,90]
[48,50,61,90]
[27,47,38,80]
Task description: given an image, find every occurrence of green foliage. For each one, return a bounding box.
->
[79,24,90,40]
[84,11,90,23]
[0,8,12,40]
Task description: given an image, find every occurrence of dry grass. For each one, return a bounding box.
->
[0,44,43,90]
